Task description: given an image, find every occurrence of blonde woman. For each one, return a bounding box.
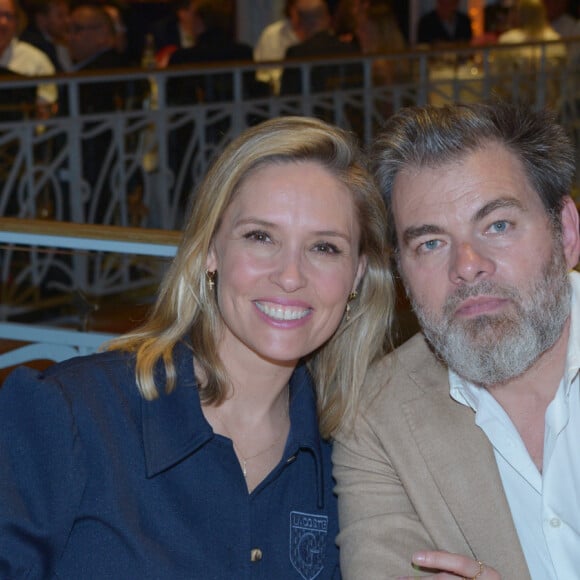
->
[0,116,394,578]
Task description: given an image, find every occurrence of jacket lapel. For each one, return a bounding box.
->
[401,338,531,578]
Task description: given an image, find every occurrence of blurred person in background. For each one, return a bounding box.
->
[418,0,473,44]
[497,0,566,67]
[356,0,407,85]
[280,0,359,95]
[254,0,301,94]
[150,0,196,61]
[102,0,129,58]
[0,0,57,111]
[545,0,580,36]
[68,2,125,71]
[20,0,71,70]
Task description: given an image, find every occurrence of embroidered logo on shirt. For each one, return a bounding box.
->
[289,511,327,580]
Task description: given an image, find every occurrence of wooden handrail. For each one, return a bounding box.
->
[0,218,181,247]
[0,218,182,258]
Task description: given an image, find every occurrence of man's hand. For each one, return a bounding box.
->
[397,550,500,579]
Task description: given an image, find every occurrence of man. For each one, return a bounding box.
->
[66,3,144,223]
[333,101,580,579]
[68,3,125,73]
[253,0,301,94]
[545,0,580,36]
[279,0,359,95]
[0,0,56,108]
[167,0,258,103]
[150,0,196,53]
[418,0,472,44]
[67,3,139,113]
[20,0,71,71]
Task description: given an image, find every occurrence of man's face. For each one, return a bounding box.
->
[544,0,566,22]
[177,0,197,37]
[42,0,70,42]
[393,143,579,386]
[436,0,460,21]
[68,6,109,63]
[0,0,17,56]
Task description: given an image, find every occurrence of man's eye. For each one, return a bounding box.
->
[489,220,509,233]
[418,239,440,253]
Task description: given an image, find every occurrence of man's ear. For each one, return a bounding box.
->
[560,196,580,270]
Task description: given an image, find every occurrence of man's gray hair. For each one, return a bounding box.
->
[372,101,575,248]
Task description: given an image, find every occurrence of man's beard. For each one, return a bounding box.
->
[408,242,571,387]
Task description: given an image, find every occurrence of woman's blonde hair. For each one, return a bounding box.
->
[517,0,549,36]
[108,116,395,438]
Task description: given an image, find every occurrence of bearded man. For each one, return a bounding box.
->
[333,101,580,580]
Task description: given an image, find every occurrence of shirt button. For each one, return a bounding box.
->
[250,548,263,562]
[549,517,561,528]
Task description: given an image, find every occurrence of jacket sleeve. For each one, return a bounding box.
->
[0,366,87,578]
[332,411,436,579]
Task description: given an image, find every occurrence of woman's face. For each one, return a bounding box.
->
[207,161,366,369]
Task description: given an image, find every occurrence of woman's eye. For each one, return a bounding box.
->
[244,230,271,243]
[313,242,341,254]
[489,220,509,234]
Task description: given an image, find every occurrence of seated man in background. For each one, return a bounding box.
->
[418,0,472,44]
[66,3,146,223]
[279,0,359,96]
[334,100,580,579]
[253,0,301,94]
[20,0,71,71]
[0,0,56,113]
[167,0,263,103]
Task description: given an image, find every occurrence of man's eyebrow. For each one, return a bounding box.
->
[400,198,525,246]
[402,224,445,246]
[472,198,524,223]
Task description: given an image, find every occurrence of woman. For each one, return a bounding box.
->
[495,0,566,106]
[0,116,394,578]
[497,0,566,67]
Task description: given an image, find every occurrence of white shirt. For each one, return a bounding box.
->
[450,271,580,580]
[0,39,56,103]
[253,18,298,94]
[551,14,580,38]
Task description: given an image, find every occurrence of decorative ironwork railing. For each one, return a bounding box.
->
[1,39,580,365]
[0,218,179,368]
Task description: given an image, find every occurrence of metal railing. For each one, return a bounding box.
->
[0,218,179,368]
[1,39,580,366]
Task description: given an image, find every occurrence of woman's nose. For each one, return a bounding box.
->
[269,249,306,292]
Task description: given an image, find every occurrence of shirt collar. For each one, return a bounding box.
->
[141,343,326,503]
[0,38,16,67]
[286,363,326,507]
[450,270,580,407]
[563,270,580,394]
[141,341,211,478]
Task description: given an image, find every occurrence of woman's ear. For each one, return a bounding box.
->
[353,254,367,293]
[206,245,218,273]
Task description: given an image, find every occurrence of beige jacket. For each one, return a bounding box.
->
[333,333,531,579]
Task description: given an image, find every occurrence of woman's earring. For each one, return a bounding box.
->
[345,291,358,322]
[206,270,216,291]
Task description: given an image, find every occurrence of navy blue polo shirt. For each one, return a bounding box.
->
[0,342,340,579]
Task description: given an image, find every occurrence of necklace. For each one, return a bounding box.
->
[231,432,286,478]
[212,386,290,479]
